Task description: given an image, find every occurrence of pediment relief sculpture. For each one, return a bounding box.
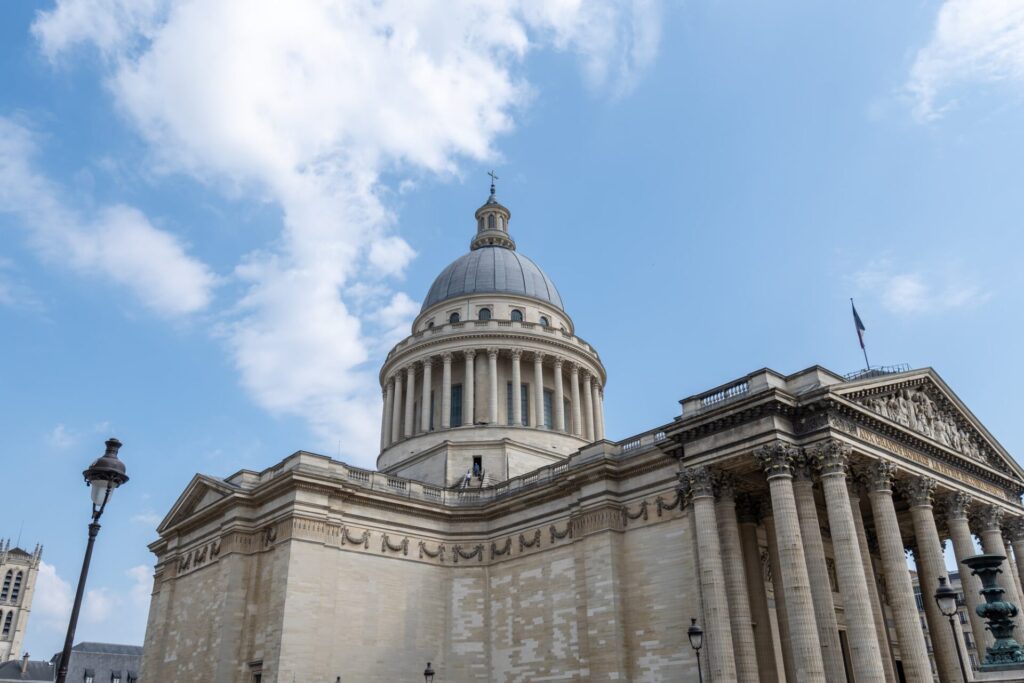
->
[855,386,993,466]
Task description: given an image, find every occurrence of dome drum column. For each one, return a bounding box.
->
[381,383,393,449]
[553,358,565,432]
[420,358,433,433]
[440,353,452,429]
[582,371,594,441]
[404,365,416,438]
[487,349,499,425]
[391,372,403,443]
[533,353,545,429]
[592,380,604,440]
[510,349,523,426]
[463,350,475,427]
[570,364,582,436]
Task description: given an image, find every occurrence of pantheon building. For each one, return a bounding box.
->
[142,185,1024,682]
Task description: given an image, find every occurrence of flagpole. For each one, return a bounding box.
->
[851,298,870,371]
[862,345,870,372]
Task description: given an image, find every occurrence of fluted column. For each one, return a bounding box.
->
[940,491,991,651]
[865,463,931,682]
[714,476,759,682]
[582,371,594,441]
[977,506,1023,611]
[463,350,475,426]
[849,480,898,683]
[570,364,582,436]
[791,454,845,682]
[487,348,499,424]
[441,353,452,429]
[597,386,606,439]
[903,476,963,683]
[510,349,522,426]
[736,496,779,683]
[553,358,565,432]
[681,466,737,681]
[420,357,432,433]
[813,441,885,683]
[1004,540,1024,607]
[404,365,416,437]
[533,352,545,428]
[381,382,394,449]
[591,380,604,440]
[391,372,403,443]
[756,442,826,682]
[1007,518,1024,614]
[762,507,797,683]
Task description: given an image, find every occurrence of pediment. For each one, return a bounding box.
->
[157,474,238,533]
[835,368,1023,482]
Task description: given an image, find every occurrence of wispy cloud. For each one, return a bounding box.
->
[30,0,663,460]
[908,0,1024,121]
[0,117,217,316]
[33,561,151,642]
[131,510,164,527]
[46,424,76,450]
[854,259,990,314]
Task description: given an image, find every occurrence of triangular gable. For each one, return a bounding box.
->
[833,367,1024,483]
[157,474,238,533]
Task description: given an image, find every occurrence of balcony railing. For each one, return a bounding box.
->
[842,364,911,382]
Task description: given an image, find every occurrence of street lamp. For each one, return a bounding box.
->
[423,661,435,682]
[935,576,968,682]
[688,618,704,683]
[55,438,129,683]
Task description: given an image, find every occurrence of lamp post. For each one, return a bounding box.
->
[423,661,435,682]
[935,576,969,682]
[55,438,129,683]
[688,617,704,683]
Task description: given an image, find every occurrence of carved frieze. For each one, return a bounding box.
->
[418,541,446,562]
[519,530,541,552]
[381,534,409,555]
[856,386,991,464]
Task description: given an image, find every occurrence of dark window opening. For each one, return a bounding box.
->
[506,382,529,425]
[510,309,523,321]
[450,385,463,427]
[472,456,482,478]
[539,316,549,326]
[543,390,554,429]
[449,312,460,324]
[478,308,491,320]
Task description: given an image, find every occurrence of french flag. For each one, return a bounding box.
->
[851,299,866,350]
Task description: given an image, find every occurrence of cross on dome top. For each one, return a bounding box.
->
[472,171,514,250]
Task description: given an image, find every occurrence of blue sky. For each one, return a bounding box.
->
[3,0,1023,658]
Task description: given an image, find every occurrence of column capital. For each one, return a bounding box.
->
[938,490,973,521]
[974,504,1004,532]
[899,475,936,508]
[791,449,816,482]
[553,356,564,369]
[865,460,896,493]
[570,362,580,376]
[581,368,592,382]
[1006,516,1024,542]
[420,356,433,368]
[714,471,737,501]
[463,349,476,360]
[441,351,452,363]
[756,441,797,480]
[533,351,545,363]
[509,348,522,360]
[486,347,499,360]
[680,465,716,500]
[405,364,416,375]
[812,439,851,477]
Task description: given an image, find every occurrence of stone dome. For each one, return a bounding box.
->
[421,246,565,313]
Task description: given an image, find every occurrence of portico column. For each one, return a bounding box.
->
[597,386,606,438]
[441,353,452,429]
[582,371,594,441]
[487,348,499,425]
[1004,540,1024,606]
[977,506,1023,610]
[849,481,898,683]
[864,462,931,682]
[1006,518,1024,612]
[791,453,845,682]
[756,442,826,682]
[813,441,885,683]
[533,352,545,428]
[420,357,432,433]
[391,372,403,443]
[463,350,475,426]
[736,495,779,683]
[681,466,737,681]
[762,507,797,683]
[940,491,991,651]
[570,364,582,436]
[404,365,416,437]
[714,476,759,682]
[903,476,964,683]
[591,380,604,440]
[381,383,393,449]
[510,349,522,426]
[553,358,565,432]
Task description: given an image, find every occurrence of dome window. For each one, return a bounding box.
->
[427,321,434,329]
[539,316,549,327]
[478,308,491,321]
[510,309,523,322]
[487,214,496,229]
[449,312,461,324]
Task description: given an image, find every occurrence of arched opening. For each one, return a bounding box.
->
[510,309,523,322]
[539,316,549,327]
[478,308,491,321]
[487,214,495,229]
[1,612,10,637]
[10,572,21,602]
[449,312,460,324]
[0,571,10,601]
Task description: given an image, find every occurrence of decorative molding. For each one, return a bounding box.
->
[550,523,572,543]
[418,541,446,562]
[1005,517,1024,543]
[381,534,409,556]
[679,465,715,499]
[713,472,737,500]
[756,442,797,480]
[975,505,1004,532]
[490,538,512,559]
[262,524,277,547]
[865,461,896,493]
[340,525,370,549]
[452,544,484,563]
[655,490,683,517]
[623,500,649,525]
[899,475,936,508]
[813,439,851,477]
[572,507,625,536]
[938,491,973,521]
[519,529,542,551]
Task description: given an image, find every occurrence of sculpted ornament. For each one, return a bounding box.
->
[813,439,851,477]
[857,386,988,463]
[900,476,936,507]
[975,505,1004,532]
[679,465,716,499]
[866,461,896,492]
[756,442,797,479]
[938,491,973,521]
[1005,517,1024,542]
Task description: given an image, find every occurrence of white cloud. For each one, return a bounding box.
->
[127,564,152,608]
[32,562,72,632]
[855,259,990,314]
[32,0,661,459]
[131,510,164,527]
[0,117,217,316]
[908,0,1024,120]
[46,424,76,450]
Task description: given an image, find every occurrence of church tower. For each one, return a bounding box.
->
[377,179,607,486]
[0,540,42,661]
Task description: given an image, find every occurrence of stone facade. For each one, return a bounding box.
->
[0,541,41,663]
